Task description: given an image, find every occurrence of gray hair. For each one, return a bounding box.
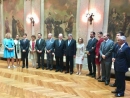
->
[68,33,73,37]
[118,36,126,41]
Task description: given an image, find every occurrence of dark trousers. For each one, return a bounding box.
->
[101,60,112,81]
[66,56,73,72]
[46,52,53,69]
[22,52,28,67]
[55,56,63,70]
[114,70,117,86]
[116,71,126,94]
[37,52,44,68]
[87,55,96,75]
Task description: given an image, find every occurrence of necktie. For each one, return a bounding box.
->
[102,41,106,54]
[103,42,106,49]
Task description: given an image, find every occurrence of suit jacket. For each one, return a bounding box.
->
[20,39,30,52]
[112,42,128,58]
[53,39,65,57]
[45,38,55,52]
[115,43,130,72]
[99,39,114,62]
[35,39,46,53]
[65,39,76,56]
[112,42,119,58]
[86,38,98,55]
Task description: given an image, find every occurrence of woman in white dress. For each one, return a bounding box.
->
[14,35,21,66]
[76,38,85,75]
[29,35,37,68]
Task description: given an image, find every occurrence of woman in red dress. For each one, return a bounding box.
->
[95,32,104,79]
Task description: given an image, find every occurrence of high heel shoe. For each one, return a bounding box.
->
[76,72,79,75]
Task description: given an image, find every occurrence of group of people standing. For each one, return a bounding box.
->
[3,31,130,97]
[86,31,130,97]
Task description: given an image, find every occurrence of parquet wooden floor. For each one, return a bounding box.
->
[0,60,130,98]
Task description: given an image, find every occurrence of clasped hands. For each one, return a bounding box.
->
[86,51,90,55]
[8,48,14,51]
[37,50,42,53]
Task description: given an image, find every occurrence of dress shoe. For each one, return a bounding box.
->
[42,67,44,70]
[115,93,124,97]
[70,72,73,75]
[105,81,109,85]
[109,83,116,87]
[98,79,105,82]
[111,90,118,93]
[36,66,40,69]
[55,70,59,72]
[50,68,53,70]
[22,66,25,68]
[91,74,95,78]
[65,71,69,74]
[60,70,63,72]
[86,73,92,76]
[26,66,28,69]
[46,67,49,70]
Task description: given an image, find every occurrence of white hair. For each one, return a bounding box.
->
[59,33,63,37]
[118,36,126,41]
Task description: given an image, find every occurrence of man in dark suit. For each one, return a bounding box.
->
[20,33,30,68]
[98,33,114,85]
[64,33,76,75]
[53,33,65,72]
[35,33,46,69]
[86,31,98,78]
[111,36,130,97]
[110,31,126,87]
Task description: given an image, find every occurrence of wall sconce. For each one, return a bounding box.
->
[86,13,94,25]
[30,17,35,26]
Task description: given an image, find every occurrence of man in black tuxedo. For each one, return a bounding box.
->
[64,33,76,75]
[111,36,130,97]
[53,33,65,72]
[20,33,30,68]
[35,33,46,69]
[86,31,98,78]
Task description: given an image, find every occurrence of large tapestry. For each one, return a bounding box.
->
[108,0,130,43]
[44,0,77,39]
[3,0,24,39]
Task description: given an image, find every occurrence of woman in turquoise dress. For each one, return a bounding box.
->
[3,33,15,68]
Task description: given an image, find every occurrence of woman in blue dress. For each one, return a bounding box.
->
[3,33,15,68]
